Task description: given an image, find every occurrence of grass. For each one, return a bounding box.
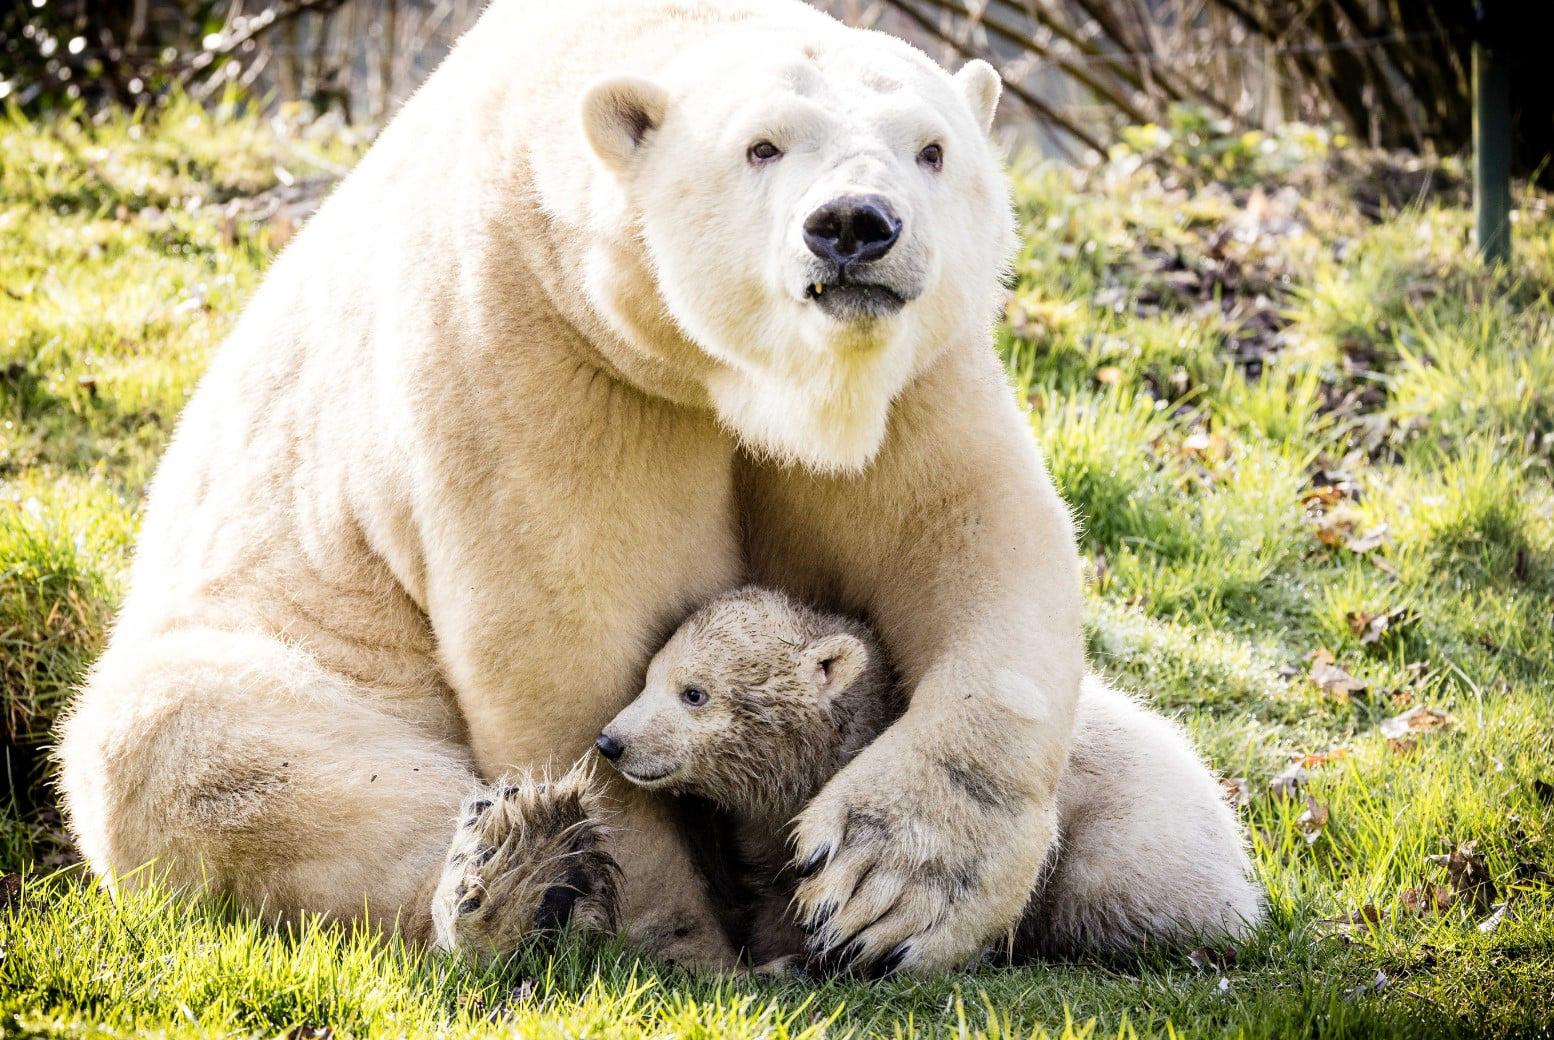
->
[2,100,1552,1038]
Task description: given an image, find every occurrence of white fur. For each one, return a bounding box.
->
[58,0,1081,974]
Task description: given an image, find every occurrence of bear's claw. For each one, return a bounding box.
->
[789,727,1055,976]
[431,764,620,963]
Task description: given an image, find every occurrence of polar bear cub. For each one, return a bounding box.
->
[599,586,1263,967]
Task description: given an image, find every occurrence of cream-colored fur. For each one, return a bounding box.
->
[58,0,1083,974]
[1012,680,1264,959]
[605,587,1263,968]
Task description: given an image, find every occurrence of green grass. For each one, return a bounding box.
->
[3,100,1553,1038]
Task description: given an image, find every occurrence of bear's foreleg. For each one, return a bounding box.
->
[741,347,1085,975]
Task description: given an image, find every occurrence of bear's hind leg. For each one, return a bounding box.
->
[58,627,617,949]
[431,764,620,962]
[1011,677,1264,960]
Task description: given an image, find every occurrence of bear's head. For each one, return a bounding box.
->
[595,586,873,819]
[578,23,1015,473]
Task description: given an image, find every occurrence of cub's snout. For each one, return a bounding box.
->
[594,732,625,761]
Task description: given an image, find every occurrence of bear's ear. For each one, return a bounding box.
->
[953,59,1001,135]
[581,75,670,175]
[802,633,866,700]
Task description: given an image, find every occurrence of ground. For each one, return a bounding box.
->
[1,100,1551,1039]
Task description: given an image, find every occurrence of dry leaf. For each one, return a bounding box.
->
[1269,762,1308,799]
[1378,704,1455,739]
[1324,904,1384,931]
[1345,606,1415,645]
[1221,776,1252,808]
[1296,747,1353,768]
[1400,882,1454,916]
[1179,430,1230,462]
[1310,648,1368,697]
[1095,366,1124,385]
[1344,969,1390,1000]
[1428,841,1496,914]
[1312,508,1388,554]
[1297,795,1330,844]
[1346,525,1387,553]
[1189,944,1238,970]
[1477,903,1510,933]
[1302,484,1346,507]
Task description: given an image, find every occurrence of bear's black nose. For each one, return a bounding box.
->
[803,194,901,268]
[594,732,625,761]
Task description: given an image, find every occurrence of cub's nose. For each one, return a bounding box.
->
[803,194,901,268]
[594,732,625,761]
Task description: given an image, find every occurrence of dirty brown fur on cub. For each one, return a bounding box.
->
[601,585,1265,971]
[596,586,903,967]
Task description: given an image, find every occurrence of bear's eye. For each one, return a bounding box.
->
[747,140,783,165]
[681,686,709,706]
[917,143,944,170]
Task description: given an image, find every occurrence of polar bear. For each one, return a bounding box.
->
[600,586,1263,969]
[63,0,1127,974]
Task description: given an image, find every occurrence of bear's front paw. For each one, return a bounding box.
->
[789,731,1056,976]
[431,764,620,963]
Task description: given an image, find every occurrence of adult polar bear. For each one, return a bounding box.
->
[60,0,1258,973]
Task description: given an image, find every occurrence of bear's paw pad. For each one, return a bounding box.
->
[431,766,620,962]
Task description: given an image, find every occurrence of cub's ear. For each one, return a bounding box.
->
[952,59,1001,134]
[581,75,670,175]
[802,633,866,699]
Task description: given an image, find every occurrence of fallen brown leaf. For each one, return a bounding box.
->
[1387,736,1419,755]
[1345,525,1388,553]
[1345,606,1415,645]
[1095,366,1124,386]
[1400,881,1454,916]
[1303,485,1344,507]
[1343,969,1390,1000]
[1310,648,1368,698]
[1322,904,1384,932]
[1296,747,1353,768]
[1477,902,1510,934]
[1188,944,1238,970]
[1221,776,1252,808]
[1180,429,1231,462]
[1428,841,1496,914]
[1312,505,1390,555]
[1378,704,1455,739]
[1297,795,1331,844]
[1269,762,1308,799]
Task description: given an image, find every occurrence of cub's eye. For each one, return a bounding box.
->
[917,143,944,170]
[681,686,709,706]
[747,140,783,165]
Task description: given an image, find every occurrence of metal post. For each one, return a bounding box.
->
[1473,24,1511,264]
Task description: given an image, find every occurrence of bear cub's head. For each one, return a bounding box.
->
[596,586,896,822]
